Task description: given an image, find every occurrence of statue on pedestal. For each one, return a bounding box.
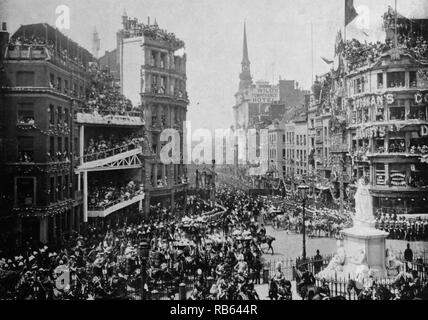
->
[353,178,376,228]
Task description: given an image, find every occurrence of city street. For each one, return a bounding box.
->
[262,226,428,261]
[1,0,428,303]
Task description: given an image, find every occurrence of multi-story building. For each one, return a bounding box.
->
[339,10,428,216]
[0,23,93,244]
[294,116,309,178]
[284,122,296,180]
[268,120,285,178]
[115,14,189,213]
[283,116,309,184]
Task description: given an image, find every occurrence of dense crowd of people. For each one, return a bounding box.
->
[83,134,143,162]
[123,19,185,48]
[343,32,428,73]
[82,73,135,116]
[8,36,87,69]
[88,180,144,210]
[0,182,427,300]
[0,186,268,300]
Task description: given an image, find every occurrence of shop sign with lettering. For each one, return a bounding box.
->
[352,93,394,110]
[415,92,428,105]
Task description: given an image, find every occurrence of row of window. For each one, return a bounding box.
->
[49,73,85,97]
[17,135,75,163]
[15,71,86,98]
[350,71,418,95]
[17,103,71,127]
[15,174,71,207]
[351,101,427,124]
[283,166,308,176]
[149,50,185,72]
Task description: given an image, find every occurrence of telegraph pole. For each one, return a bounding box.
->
[339,155,345,215]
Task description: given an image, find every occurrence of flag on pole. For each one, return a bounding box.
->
[345,0,358,26]
[321,57,334,64]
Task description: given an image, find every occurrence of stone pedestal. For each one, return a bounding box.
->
[341,227,389,279]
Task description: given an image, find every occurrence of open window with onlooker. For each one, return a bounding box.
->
[388,99,405,121]
[377,73,384,89]
[375,139,385,153]
[387,71,405,88]
[409,101,427,120]
[15,177,36,206]
[409,71,417,88]
[17,109,34,126]
[18,136,34,162]
[49,104,55,125]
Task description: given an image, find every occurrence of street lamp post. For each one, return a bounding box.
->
[138,241,150,300]
[298,184,310,261]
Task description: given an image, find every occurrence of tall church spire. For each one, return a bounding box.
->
[242,22,250,66]
[239,22,252,92]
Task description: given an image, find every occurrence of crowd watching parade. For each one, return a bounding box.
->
[340,8,428,74]
[88,180,144,210]
[8,36,87,70]
[81,68,136,116]
[83,134,143,162]
[1,183,426,300]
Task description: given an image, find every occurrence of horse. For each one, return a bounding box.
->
[257,235,275,255]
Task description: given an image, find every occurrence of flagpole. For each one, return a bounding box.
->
[311,21,314,84]
[344,1,347,43]
[394,0,398,48]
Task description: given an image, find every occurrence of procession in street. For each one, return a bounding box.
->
[1,0,428,302]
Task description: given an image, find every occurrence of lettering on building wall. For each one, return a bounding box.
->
[249,86,280,104]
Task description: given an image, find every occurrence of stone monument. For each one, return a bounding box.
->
[317,178,389,280]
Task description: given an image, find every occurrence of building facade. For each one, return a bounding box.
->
[0,23,93,244]
[116,14,189,213]
[330,10,428,216]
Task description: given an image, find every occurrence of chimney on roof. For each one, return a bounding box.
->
[1,22,6,31]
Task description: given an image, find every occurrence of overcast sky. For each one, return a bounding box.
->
[1,0,427,131]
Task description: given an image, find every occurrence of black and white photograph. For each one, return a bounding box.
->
[0,0,428,306]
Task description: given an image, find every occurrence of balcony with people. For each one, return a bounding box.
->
[121,16,185,50]
[87,179,144,218]
[368,136,428,159]
[5,34,90,71]
[144,77,188,102]
[76,129,148,172]
[80,133,144,163]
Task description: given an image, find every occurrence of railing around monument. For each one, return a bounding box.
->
[264,252,428,299]
[308,253,428,300]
